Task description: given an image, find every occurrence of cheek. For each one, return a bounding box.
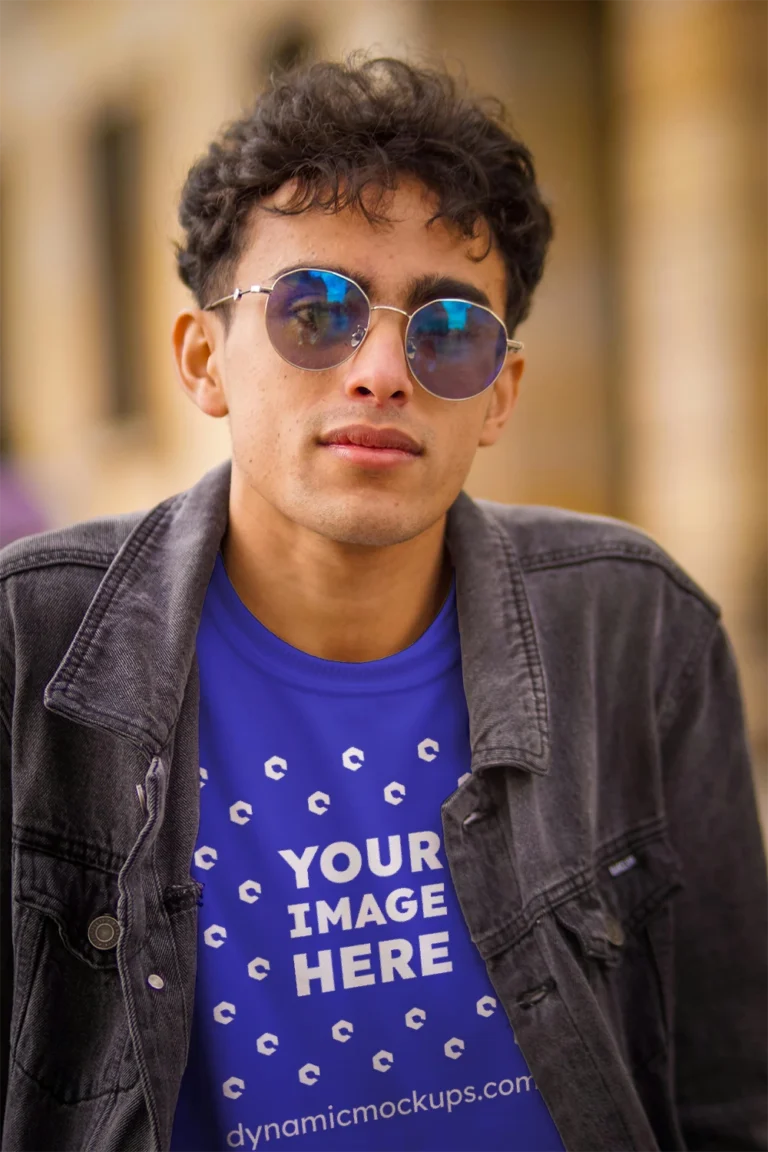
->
[225,356,312,476]
[440,407,486,471]
[224,356,278,459]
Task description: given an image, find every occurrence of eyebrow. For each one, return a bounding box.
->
[267,263,494,313]
[403,273,493,312]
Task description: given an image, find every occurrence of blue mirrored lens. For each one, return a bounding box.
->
[406,300,507,399]
[266,270,369,369]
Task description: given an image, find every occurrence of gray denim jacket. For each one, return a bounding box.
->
[1,461,766,1152]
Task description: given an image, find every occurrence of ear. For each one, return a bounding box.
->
[171,309,229,418]
[477,356,524,447]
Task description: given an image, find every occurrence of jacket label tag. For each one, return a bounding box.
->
[608,854,637,878]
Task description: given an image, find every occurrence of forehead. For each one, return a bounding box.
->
[236,178,508,311]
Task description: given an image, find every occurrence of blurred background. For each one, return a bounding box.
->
[1,0,766,820]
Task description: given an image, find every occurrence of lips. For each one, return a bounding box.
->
[319,424,422,454]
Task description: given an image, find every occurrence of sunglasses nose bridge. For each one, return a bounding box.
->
[358,303,413,360]
[369,304,410,319]
[346,304,408,349]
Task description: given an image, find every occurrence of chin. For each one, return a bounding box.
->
[306,502,431,549]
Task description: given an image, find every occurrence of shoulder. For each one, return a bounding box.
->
[0,511,158,729]
[0,512,143,581]
[475,499,725,737]
[475,497,719,617]
[0,512,147,659]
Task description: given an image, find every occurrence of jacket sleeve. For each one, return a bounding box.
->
[0,653,11,1132]
[661,617,767,1150]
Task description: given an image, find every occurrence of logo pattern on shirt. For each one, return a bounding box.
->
[171,556,564,1152]
[196,736,488,1096]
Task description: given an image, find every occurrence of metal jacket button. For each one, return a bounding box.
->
[88,915,120,950]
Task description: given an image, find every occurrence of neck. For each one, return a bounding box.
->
[222,486,453,664]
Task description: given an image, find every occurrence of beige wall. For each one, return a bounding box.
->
[1,0,437,506]
[0,0,617,520]
[421,0,614,515]
[610,0,768,762]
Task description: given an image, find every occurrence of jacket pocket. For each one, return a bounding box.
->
[551,827,683,1072]
[10,844,139,1103]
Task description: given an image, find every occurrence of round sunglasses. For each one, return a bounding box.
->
[203,267,523,402]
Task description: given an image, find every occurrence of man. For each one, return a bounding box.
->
[1,57,765,1152]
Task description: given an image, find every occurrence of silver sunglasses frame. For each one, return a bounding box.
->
[203,267,524,402]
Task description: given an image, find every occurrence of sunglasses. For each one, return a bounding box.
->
[203,267,523,402]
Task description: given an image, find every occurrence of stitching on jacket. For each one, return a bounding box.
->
[84,1029,141,1150]
[38,686,158,753]
[13,826,128,874]
[473,867,596,955]
[0,579,15,733]
[473,818,677,955]
[471,745,549,764]
[486,513,549,756]
[518,544,720,615]
[492,898,638,1147]
[11,1046,132,1104]
[594,815,670,866]
[47,503,172,696]
[0,551,116,581]
[485,915,639,1145]
[0,679,12,740]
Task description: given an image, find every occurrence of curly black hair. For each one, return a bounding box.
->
[175,56,553,332]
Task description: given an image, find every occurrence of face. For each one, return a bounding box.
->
[174,178,523,548]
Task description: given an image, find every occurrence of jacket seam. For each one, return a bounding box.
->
[518,546,720,614]
[0,551,115,581]
[487,515,549,757]
[84,1029,139,1151]
[42,687,159,751]
[476,816,674,955]
[13,827,128,874]
[45,703,153,755]
[473,746,548,765]
[10,1050,131,1105]
[0,665,12,737]
[48,505,171,699]
[1,587,15,731]
[594,814,669,867]
[488,908,638,1146]
[477,868,595,955]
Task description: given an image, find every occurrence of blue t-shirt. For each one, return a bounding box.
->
[171,556,563,1152]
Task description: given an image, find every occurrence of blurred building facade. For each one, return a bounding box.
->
[1,0,766,792]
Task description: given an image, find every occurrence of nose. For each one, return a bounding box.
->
[341,307,415,407]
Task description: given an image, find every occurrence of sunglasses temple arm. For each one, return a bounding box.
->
[203,285,273,312]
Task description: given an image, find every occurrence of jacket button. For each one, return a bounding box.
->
[605,915,625,947]
[88,915,120,950]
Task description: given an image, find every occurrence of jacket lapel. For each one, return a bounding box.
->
[45,464,550,775]
[447,492,551,776]
[45,461,231,754]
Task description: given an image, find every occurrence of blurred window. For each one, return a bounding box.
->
[91,111,145,422]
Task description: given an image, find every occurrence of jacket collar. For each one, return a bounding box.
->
[45,460,550,775]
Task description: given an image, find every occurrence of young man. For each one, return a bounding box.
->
[1,58,765,1152]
